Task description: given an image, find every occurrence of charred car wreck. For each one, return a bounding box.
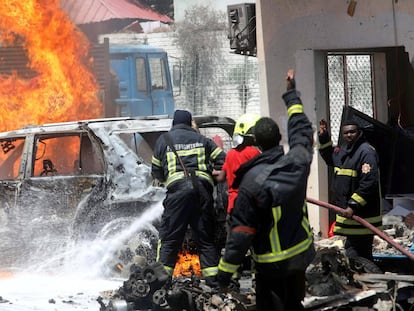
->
[0,115,234,270]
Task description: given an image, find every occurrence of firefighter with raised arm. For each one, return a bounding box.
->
[217,70,316,310]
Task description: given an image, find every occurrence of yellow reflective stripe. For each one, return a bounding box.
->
[301,203,312,236]
[287,104,303,118]
[336,214,382,225]
[351,193,367,206]
[210,147,222,160]
[252,236,313,263]
[334,226,383,235]
[195,171,214,186]
[218,258,239,274]
[165,171,214,187]
[202,266,218,277]
[269,206,282,252]
[176,147,203,158]
[165,171,186,187]
[334,167,358,177]
[318,141,333,150]
[166,151,176,173]
[253,201,313,264]
[163,265,174,276]
[152,156,162,167]
[195,147,207,171]
[156,240,174,276]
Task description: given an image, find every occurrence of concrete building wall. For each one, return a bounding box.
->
[256,0,414,235]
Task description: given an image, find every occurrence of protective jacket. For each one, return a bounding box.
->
[152,124,225,188]
[318,130,382,235]
[217,89,315,283]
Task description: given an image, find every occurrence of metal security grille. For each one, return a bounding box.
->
[174,51,260,120]
[170,31,260,121]
[327,54,374,144]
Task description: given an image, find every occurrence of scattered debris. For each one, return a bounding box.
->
[304,237,414,310]
[99,261,255,311]
[373,215,414,256]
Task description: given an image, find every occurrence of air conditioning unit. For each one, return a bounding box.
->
[227,3,256,56]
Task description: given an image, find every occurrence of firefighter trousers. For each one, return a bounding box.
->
[157,179,219,274]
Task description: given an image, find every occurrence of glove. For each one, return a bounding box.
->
[341,207,354,219]
[347,198,359,211]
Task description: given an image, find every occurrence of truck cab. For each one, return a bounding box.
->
[109,45,175,118]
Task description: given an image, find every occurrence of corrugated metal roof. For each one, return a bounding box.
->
[60,0,173,25]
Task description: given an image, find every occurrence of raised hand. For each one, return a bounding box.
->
[319,119,328,135]
[286,69,295,90]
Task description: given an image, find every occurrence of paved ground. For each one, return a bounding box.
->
[0,272,122,310]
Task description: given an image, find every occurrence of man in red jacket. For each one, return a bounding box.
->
[215,113,261,215]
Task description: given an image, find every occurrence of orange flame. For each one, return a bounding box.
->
[0,0,102,132]
[173,251,202,277]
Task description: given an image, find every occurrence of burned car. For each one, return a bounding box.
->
[0,116,234,269]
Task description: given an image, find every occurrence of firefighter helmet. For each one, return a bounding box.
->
[232,113,260,147]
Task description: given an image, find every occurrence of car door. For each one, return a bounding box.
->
[0,135,31,265]
[111,54,153,117]
[0,136,27,218]
[147,52,174,116]
[13,131,106,259]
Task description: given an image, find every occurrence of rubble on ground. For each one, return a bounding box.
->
[98,239,414,311]
[373,215,414,256]
[98,261,255,311]
[304,230,414,310]
[98,213,414,311]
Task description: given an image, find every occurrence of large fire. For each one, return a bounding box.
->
[0,0,102,132]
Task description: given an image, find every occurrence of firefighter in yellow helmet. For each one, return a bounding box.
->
[216,113,261,215]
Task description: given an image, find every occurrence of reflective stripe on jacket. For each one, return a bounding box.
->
[319,133,382,235]
[151,124,225,188]
[218,89,315,275]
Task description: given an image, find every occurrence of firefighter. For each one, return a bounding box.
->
[217,70,316,311]
[215,112,261,216]
[318,118,382,261]
[214,112,261,288]
[151,109,226,286]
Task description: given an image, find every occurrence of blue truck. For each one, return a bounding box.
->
[107,43,175,118]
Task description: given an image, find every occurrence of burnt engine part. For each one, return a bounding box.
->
[100,261,256,311]
[117,262,170,310]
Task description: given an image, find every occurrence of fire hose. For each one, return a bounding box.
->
[306,197,414,262]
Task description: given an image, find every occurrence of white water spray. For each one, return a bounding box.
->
[24,200,164,278]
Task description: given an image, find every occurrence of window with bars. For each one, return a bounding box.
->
[327,54,374,144]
